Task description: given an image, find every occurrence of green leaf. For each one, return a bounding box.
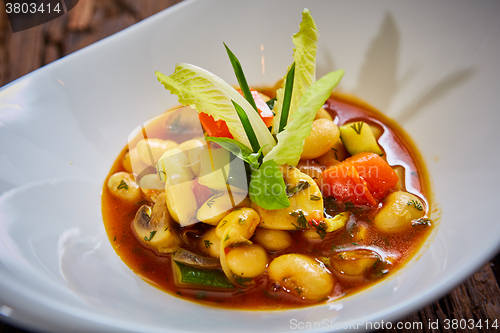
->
[224,43,259,114]
[273,8,318,133]
[206,136,261,169]
[264,69,344,166]
[249,160,290,210]
[278,63,295,132]
[155,63,275,154]
[231,100,260,153]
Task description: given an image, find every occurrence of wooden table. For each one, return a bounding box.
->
[0,1,499,332]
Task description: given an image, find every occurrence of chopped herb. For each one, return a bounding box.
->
[113,235,117,242]
[144,230,157,241]
[238,217,246,225]
[412,217,432,226]
[352,242,359,245]
[224,234,230,242]
[286,180,310,197]
[407,200,423,211]
[290,210,308,230]
[332,147,339,160]
[350,121,364,135]
[310,194,321,201]
[117,179,128,190]
[164,226,169,231]
[206,193,224,208]
[294,287,303,295]
[266,97,277,110]
[313,221,327,239]
[204,240,213,248]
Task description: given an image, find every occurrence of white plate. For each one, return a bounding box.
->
[1,0,499,332]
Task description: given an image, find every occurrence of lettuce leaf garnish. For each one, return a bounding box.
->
[263,69,344,166]
[207,137,290,209]
[206,136,261,170]
[273,8,318,133]
[155,9,343,212]
[155,64,275,154]
[249,160,290,210]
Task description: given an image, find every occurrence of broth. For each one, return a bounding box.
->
[101,94,433,309]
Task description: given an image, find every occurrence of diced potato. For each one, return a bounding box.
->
[315,107,333,121]
[373,191,425,233]
[301,119,341,159]
[339,121,383,156]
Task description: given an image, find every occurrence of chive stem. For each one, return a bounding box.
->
[231,100,260,153]
[224,43,259,114]
[279,62,295,132]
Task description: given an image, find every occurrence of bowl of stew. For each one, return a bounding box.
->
[0,1,499,332]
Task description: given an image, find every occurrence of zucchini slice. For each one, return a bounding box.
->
[339,121,383,156]
[172,260,234,290]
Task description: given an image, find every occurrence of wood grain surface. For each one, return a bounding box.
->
[0,1,499,332]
